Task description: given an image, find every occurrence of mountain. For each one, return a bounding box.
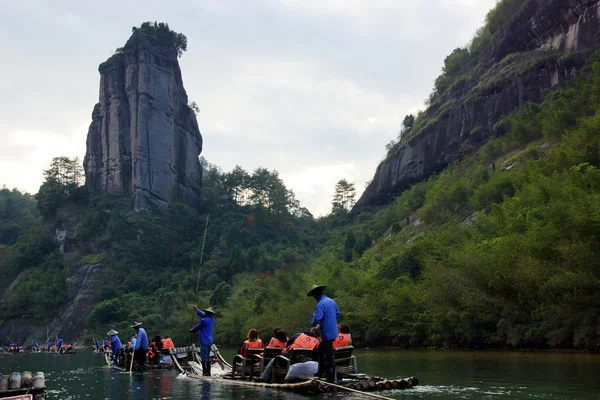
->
[84,23,203,212]
[355,0,600,211]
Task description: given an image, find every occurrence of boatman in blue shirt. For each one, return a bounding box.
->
[191,305,215,376]
[107,329,123,366]
[130,322,148,367]
[56,337,64,353]
[47,340,52,352]
[308,284,341,383]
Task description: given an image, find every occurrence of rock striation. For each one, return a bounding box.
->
[355,0,600,211]
[84,31,203,211]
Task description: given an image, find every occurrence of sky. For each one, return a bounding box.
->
[0,0,498,216]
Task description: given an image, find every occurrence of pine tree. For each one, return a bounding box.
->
[332,179,356,213]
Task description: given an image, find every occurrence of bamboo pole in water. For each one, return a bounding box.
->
[315,380,394,400]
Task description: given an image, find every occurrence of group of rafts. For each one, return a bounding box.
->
[104,343,419,396]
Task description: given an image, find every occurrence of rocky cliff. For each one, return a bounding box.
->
[84,31,203,211]
[355,0,600,211]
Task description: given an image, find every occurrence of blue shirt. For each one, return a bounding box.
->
[311,295,341,341]
[191,310,214,345]
[95,339,99,347]
[130,337,137,349]
[111,335,122,352]
[134,328,148,350]
[103,339,108,347]
[35,343,39,349]
[56,339,63,347]
[48,341,52,347]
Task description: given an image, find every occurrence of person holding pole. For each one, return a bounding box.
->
[308,284,340,383]
[130,322,148,367]
[190,306,215,376]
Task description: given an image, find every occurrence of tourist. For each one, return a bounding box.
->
[107,329,123,366]
[131,322,148,367]
[191,305,215,376]
[308,284,340,383]
[239,329,264,357]
[103,337,109,351]
[268,328,288,348]
[333,324,352,347]
[129,334,137,350]
[255,329,319,383]
[161,336,175,349]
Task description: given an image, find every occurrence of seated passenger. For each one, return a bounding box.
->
[333,324,352,348]
[256,329,319,383]
[161,336,175,349]
[239,328,264,357]
[267,329,288,348]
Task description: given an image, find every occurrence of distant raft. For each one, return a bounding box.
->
[0,371,46,399]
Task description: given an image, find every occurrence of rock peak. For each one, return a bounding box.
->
[84,25,202,211]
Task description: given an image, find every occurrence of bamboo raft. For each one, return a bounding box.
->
[0,371,46,399]
[183,346,419,395]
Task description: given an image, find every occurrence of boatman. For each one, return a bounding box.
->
[130,322,148,367]
[191,305,215,376]
[47,340,52,352]
[56,337,64,353]
[94,338,100,351]
[308,284,340,383]
[34,342,39,352]
[107,329,123,366]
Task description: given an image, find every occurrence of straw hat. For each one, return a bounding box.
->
[107,329,118,336]
[307,284,326,297]
[129,321,142,328]
[203,307,216,315]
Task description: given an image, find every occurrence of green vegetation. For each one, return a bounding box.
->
[132,21,187,57]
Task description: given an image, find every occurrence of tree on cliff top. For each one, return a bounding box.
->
[132,21,187,58]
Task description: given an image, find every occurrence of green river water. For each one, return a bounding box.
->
[0,348,598,399]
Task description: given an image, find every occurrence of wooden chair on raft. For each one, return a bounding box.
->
[252,347,283,377]
[333,345,357,380]
[271,348,315,383]
[231,348,264,379]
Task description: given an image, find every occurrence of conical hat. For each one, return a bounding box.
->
[107,329,118,336]
[307,284,326,296]
[129,321,142,328]
[202,307,216,315]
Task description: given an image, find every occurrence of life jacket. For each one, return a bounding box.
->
[245,339,264,349]
[333,333,351,347]
[268,337,287,348]
[161,338,175,349]
[283,333,318,354]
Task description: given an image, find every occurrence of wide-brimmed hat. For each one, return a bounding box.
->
[107,329,118,336]
[307,284,326,297]
[129,321,142,328]
[203,307,216,315]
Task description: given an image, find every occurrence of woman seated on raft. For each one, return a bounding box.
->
[238,328,264,357]
[267,328,288,348]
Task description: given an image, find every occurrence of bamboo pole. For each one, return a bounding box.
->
[314,380,395,400]
[188,215,210,349]
[129,351,135,375]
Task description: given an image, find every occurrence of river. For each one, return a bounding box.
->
[0,348,597,399]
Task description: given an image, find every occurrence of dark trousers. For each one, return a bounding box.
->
[134,348,146,366]
[318,339,335,383]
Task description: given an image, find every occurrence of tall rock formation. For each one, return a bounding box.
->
[355,0,600,211]
[84,30,203,211]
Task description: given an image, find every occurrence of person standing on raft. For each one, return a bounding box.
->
[308,284,340,383]
[191,305,215,376]
[130,322,148,367]
[107,329,123,366]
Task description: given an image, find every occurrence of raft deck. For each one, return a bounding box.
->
[0,371,46,399]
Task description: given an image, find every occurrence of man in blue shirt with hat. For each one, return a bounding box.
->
[191,305,215,376]
[131,321,148,367]
[308,284,341,383]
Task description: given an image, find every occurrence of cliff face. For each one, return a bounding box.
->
[355,0,600,210]
[84,32,203,211]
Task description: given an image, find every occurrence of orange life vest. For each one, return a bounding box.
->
[161,338,175,349]
[283,333,318,354]
[333,333,351,347]
[268,337,287,348]
[245,339,264,349]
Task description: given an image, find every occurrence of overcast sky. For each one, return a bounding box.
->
[0,0,497,216]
